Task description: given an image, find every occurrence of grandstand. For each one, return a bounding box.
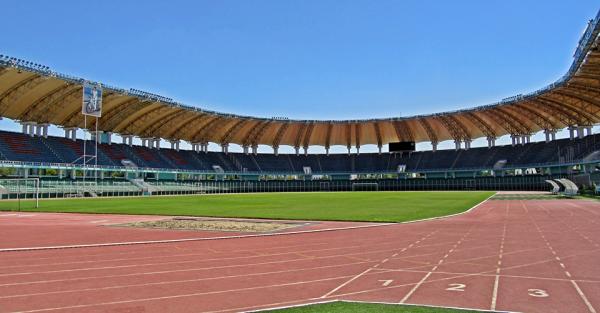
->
[0,9,599,198]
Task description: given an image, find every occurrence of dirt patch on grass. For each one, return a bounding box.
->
[120,217,305,233]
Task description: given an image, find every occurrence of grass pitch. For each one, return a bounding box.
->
[266,301,484,312]
[0,191,493,223]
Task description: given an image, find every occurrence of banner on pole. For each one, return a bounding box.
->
[82,82,102,117]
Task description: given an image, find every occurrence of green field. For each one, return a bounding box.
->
[267,301,483,312]
[0,191,493,223]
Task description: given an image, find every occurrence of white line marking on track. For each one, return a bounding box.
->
[399,271,433,303]
[13,275,353,313]
[571,280,598,313]
[0,260,371,300]
[320,268,372,298]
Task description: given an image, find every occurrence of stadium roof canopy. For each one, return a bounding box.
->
[0,10,599,153]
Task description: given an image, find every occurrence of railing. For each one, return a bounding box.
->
[0,156,596,177]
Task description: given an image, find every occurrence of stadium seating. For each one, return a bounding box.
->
[0,130,599,173]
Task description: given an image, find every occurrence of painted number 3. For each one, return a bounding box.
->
[446,283,466,292]
[528,289,549,298]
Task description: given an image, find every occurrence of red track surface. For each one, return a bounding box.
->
[0,199,599,313]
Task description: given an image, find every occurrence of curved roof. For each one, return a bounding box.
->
[0,10,599,150]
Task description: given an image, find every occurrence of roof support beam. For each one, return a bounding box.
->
[373,122,383,153]
[354,123,361,154]
[293,123,308,154]
[417,118,438,151]
[345,124,352,154]
[536,96,596,125]
[324,122,333,155]
[191,116,224,143]
[0,75,47,115]
[502,104,556,131]
[221,119,249,145]
[138,108,187,137]
[18,83,71,121]
[493,107,532,134]
[522,99,579,127]
[462,112,496,139]
[302,122,315,154]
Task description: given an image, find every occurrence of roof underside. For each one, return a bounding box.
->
[0,11,599,149]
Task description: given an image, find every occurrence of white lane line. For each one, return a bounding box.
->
[0,222,396,253]
[320,268,372,298]
[399,272,433,303]
[89,220,109,224]
[320,230,437,299]
[1,243,412,279]
[0,260,370,300]
[525,201,598,313]
[571,280,598,313]
[491,203,509,311]
[12,275,353,313]
[399,228,472,304]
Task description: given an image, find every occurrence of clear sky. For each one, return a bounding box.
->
[1,1,599,153]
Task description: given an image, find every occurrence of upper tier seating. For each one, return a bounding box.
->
[0,130,598,173]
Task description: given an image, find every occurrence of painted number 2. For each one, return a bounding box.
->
[528,289,549,298]
[446,283,466,292]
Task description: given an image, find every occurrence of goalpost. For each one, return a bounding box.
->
[351,182,379,192]
[0,178,40,210]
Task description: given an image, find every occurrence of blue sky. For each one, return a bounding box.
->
[1,1,598,153]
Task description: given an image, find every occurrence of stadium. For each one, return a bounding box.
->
[0,3,599,313]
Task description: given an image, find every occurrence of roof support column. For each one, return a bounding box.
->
[347,145,351,155]
[356,145,360,155]
[35,124,43,137]
[464,139,471,150]
[586,126,593,136]
[487,136,495,148]
[432,141,438,152]
[378,144,382,154]
[122,135,133,146]
[304,147,308,156]
[543,129,555,143]
[294,146,300,156]
[252,145,258,155]
[90,131,103,142]
[27,122,36,137]
[325,146,330,156]
[568,126,576,140]
[454,139,461,151]
[35,123,49,138]
[221,143,229,154]
[243,145,249,155]
[169,140,180,151]
[577,126,585,139]
[105,132,112,145]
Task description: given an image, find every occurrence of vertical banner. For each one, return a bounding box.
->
[82,82,103,117]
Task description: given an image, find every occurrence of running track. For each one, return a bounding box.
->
[0,199,599,313]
